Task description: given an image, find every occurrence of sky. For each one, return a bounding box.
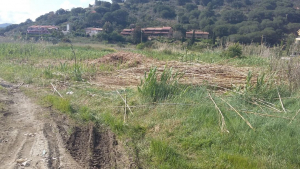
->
[0,0,95,24]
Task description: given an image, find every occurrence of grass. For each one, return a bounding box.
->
[135,48,269,67]
[0,42,300,168]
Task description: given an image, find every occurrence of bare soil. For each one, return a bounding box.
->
[89,52,254,90]
[34,51,256,91]
[0,79,135,169]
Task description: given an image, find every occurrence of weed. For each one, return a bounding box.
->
[43,95,74,115]
[78,106,95,122]
[221,43,243,58]
[150,140,190,168]
[72,64,82,81]
[43,66,53,79]
[59,62,68,72]
[138,67,184,102]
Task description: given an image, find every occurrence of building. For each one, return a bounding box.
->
[186,31,209,39]
[27,25,58,34]
[121,27,173,38]
[142,27,173,38]
[85,28,103,36]
[120,29,134,36]
[62,23,70,35]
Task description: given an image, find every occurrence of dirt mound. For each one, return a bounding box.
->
[91,52,149,67]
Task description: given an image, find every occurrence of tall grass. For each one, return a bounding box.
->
[138,67,184,102]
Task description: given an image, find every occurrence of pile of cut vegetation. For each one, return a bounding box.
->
[91,52,150,67]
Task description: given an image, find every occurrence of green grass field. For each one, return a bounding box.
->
[0,41,299,168]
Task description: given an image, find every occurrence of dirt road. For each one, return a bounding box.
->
[0,79,134,169]
[0,79,82,169]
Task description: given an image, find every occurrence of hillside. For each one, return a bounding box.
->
[0,23,12,28]
[3,0,300,45]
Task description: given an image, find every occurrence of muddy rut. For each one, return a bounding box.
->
[0,79,134,169]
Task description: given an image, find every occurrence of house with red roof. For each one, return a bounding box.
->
[27,25,58,34]
[186,30,209,39]
[142,27,173,38]
[120,27,173,38]
[120,29,134,36]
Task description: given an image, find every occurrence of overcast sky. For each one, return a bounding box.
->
[0,0,96,24]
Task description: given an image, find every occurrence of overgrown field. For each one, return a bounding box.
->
[0,41,300,168]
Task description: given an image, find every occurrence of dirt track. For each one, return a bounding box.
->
[0,79,134,169]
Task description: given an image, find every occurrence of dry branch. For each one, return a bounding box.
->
[50,83,63,98]
[242,111,291,120]
[116,90,133,115]
[220,98,254,130]
[277,89,287,113]
[208,93,229,133]
[250,100,282,113]
[289,109,300,124]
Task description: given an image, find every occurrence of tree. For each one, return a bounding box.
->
[132,27,142,44]
[180,15,189,24]
[248,10,273,22]
[71,7,85,16]
[177,0,191,6]
[103,22,113,33]
[173,24,187,37]
[199,4,214,19]
[161,10,176,19]
[87,13,102,23]
[221,43,243,58]
[25,19,33,24]
[95,6,109,15]
[102,12,114,23]
[190,10,200,19]
[102,1,112,8]
[261,0,277,10]
[199,18,214,29]
[185,3,198,11]
[110,3,120,11]
[112,9,129,26]
[56,8,67,15]
[222,10,246,24]
[213,25,230,37]
[110,31,125,42]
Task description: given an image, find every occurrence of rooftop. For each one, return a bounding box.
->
[85,28,103,31]
[186,31,209,35]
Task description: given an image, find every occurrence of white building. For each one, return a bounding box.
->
[85,28,103,36]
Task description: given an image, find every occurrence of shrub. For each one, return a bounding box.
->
[138,67,184,101]
[221,43,243,58]
[136,43,145,49]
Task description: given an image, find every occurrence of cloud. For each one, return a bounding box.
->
[0,11,31,24]
[60,0,93,10]
[0,0,96,24]
[60,1,76,10]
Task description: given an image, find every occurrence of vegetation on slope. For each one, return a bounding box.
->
[2,0,300,45]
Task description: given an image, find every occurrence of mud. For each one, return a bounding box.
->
[0,79,135,169]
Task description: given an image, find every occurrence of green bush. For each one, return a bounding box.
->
[221,43,243,58]
[138,67,184,101]
[136,43,145,49]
